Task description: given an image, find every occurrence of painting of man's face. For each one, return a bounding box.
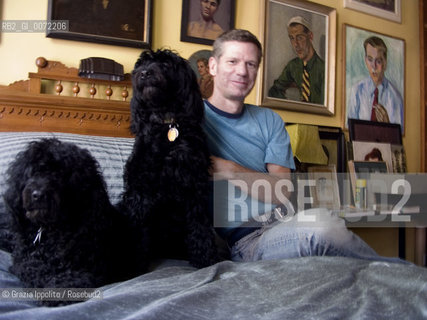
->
[287,24,314,62]
[364,44,387,86]
[200,0,219,20]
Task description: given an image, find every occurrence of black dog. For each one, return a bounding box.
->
[4,138,139,305]
[119,49,218,269]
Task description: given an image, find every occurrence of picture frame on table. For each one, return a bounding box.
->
[343,0,401,23]
[46,0,152,48]
[259,0,336,116]
[351,141,394,173]
[348,160,388,205]
[180,0,236,45]
[318,126,346,173]
[343,25,405,133]
[308,165,341,209]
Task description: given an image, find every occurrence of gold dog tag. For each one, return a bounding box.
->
[168,127,179,142]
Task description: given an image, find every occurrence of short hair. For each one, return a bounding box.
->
[364,36,387,61]
[211,29,263,63]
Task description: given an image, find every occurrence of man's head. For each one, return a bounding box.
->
[211,29,262,63]
[209,29,262,104]
[200,0,220,21]
[363,36,387,86]
[287,16,314,63]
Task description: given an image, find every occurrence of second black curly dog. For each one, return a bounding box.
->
[4,138,141,305]
[119,49,219,269]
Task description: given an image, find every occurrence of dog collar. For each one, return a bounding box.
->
[164,118,179,142]
[33,227,43,245]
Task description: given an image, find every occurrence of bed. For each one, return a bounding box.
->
[0,58,426,319]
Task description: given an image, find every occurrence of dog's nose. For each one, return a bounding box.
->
[140,69,152,79]
[31,190,42,201]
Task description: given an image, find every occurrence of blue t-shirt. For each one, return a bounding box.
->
[203,101,295,244]
[203,101,295,172]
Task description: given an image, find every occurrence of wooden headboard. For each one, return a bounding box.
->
[0,57,133,138]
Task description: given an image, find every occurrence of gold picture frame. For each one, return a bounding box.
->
[343,0,401,23]
[259,0,336,116]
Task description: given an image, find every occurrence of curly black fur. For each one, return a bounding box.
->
[119,49,219,269]
[4,138,140,306]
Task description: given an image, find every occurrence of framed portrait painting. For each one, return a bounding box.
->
[46,0,152,48]
[188,49,214,99]
[260,0,336,115]
[344,25,405,133]
[180,0,235,45]
[343,0,401,23]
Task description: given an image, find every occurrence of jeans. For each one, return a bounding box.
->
[231,208,406,264]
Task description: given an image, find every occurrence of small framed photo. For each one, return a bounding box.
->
[344,25,405,133]
[351,141,393,173]
[391,144,407,173]
[46,0,152,48]
[343,0,401,23]
[318,126,346,173]
[259,0,336,115]
[308,165,341,209]
[348,160,388,204]
[180,0,235,45]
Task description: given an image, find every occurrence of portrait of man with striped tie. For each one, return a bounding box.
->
[268,15,325,105]
[345,26,404,131]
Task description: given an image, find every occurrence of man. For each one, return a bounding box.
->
[347,36,403,128]
[187,0,224,40]
[204,29,397,262]
[268,16,324,104]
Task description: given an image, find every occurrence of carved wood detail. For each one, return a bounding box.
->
[0,57,134,137]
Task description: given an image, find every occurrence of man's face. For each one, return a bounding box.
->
[200,0,219,20]
[287,24,313,62]
[209,41,260,102]
[364,44,386,86]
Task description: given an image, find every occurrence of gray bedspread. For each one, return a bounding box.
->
[0,250,426,320]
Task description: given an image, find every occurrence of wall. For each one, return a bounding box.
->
[0,0,421,173]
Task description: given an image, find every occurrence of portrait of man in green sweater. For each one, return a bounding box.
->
[268,16,325,105]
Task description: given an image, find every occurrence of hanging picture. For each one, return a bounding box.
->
[259,0,336,115]
[343,0,401,23]
[47,0,152,48]
[180,0,235,45]
[343,24,405,133]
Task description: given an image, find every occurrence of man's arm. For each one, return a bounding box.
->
[268,63,296,99]
[211,156,293,205]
